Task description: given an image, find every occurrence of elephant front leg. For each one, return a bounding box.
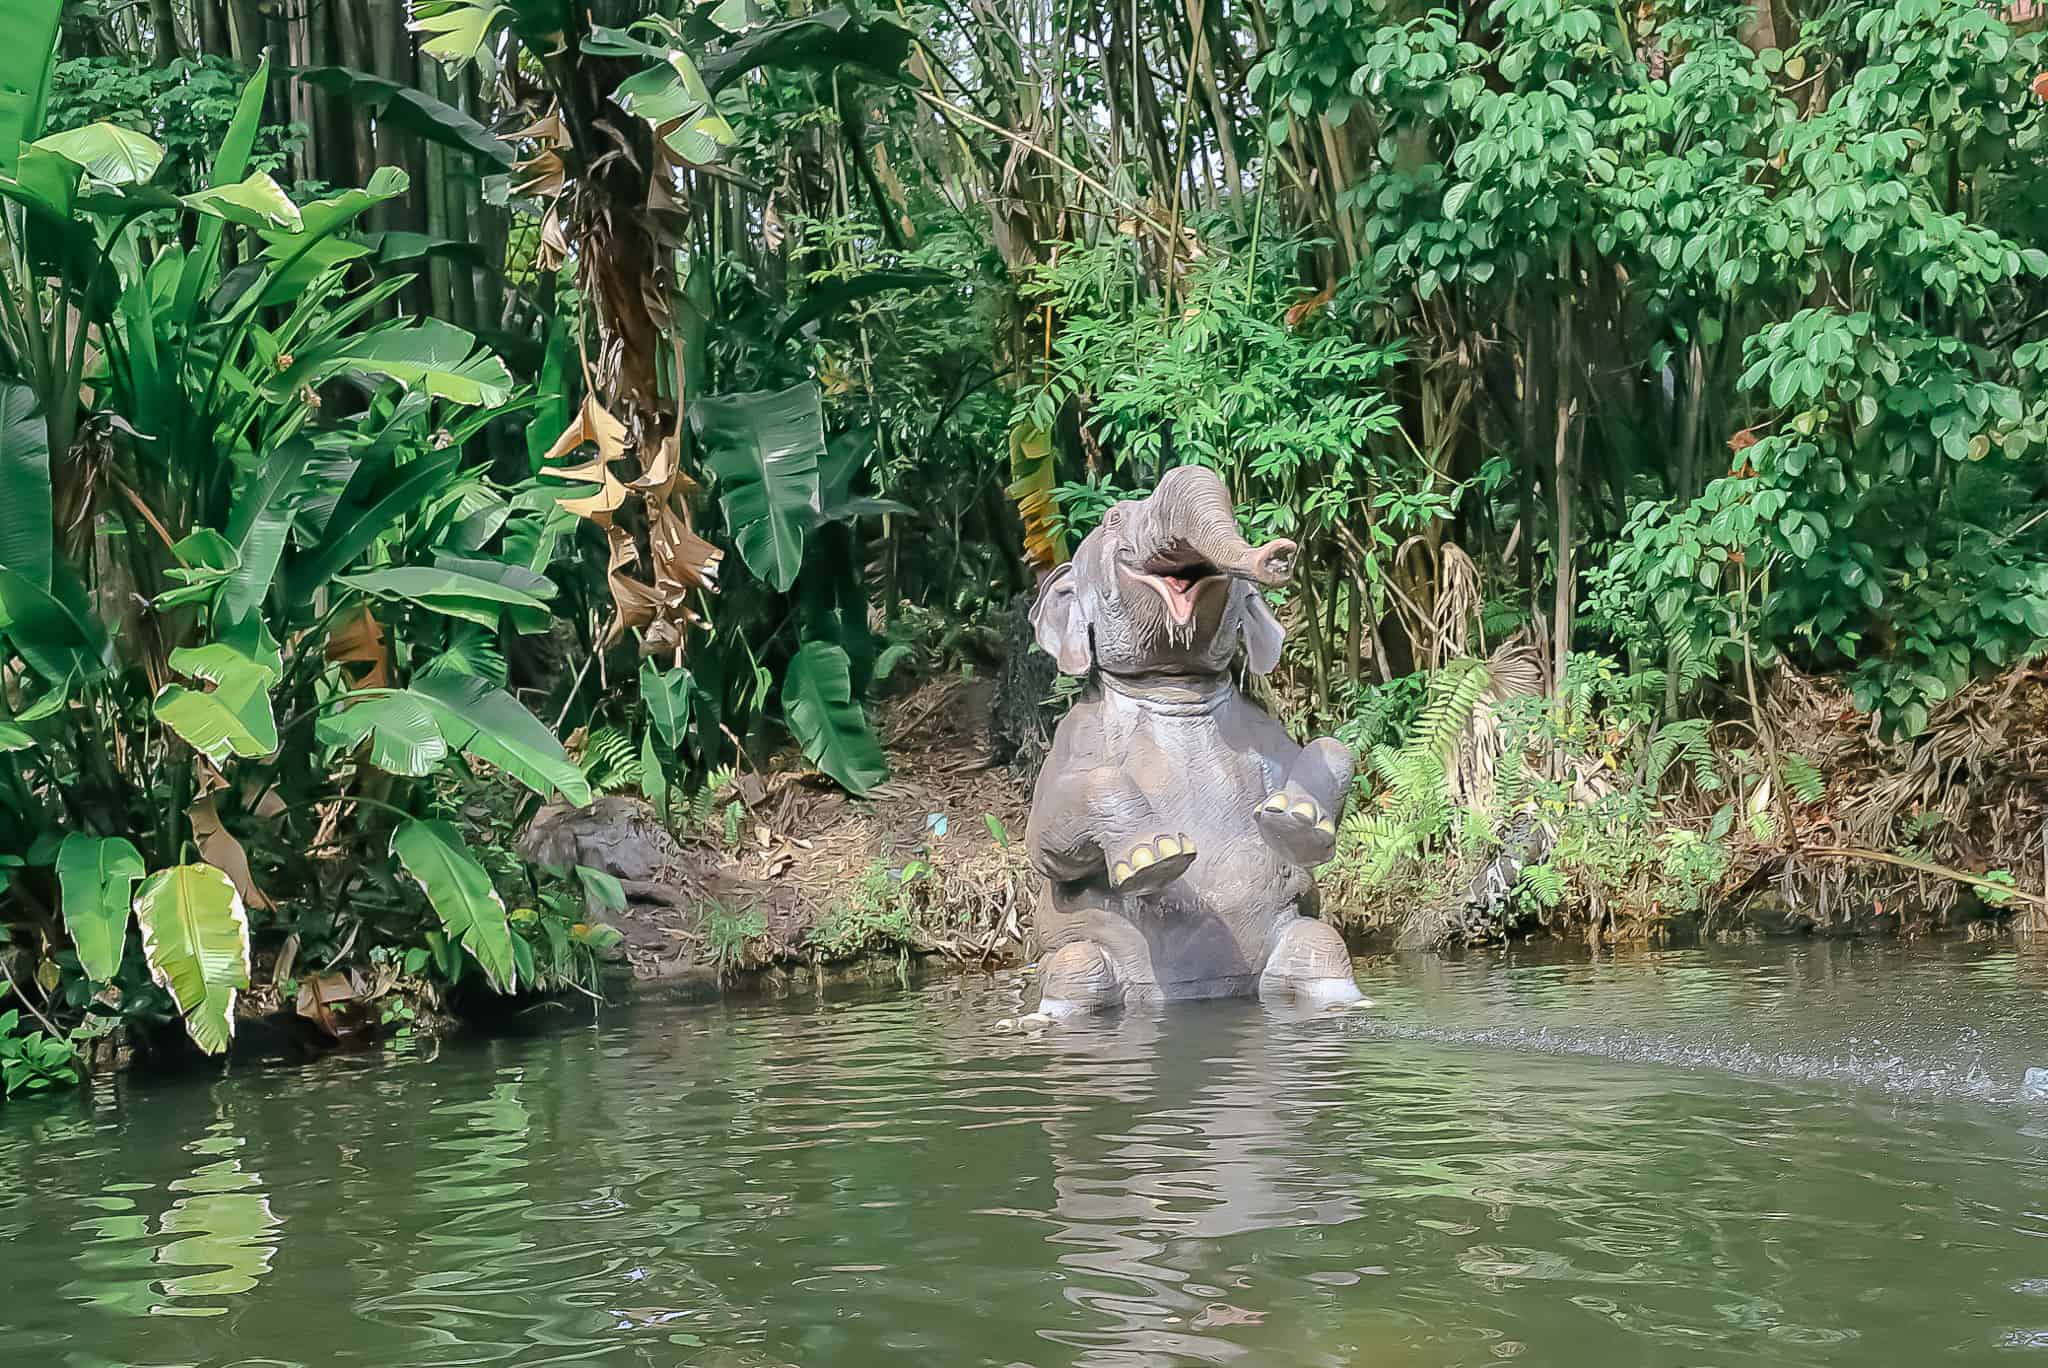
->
[1035,940,1126,1017]
[1256,736,1354,867]
[1259,918,1364,1006]
[1027,765,1196,894]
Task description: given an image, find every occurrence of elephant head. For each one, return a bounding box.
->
[1031,465,1295,678]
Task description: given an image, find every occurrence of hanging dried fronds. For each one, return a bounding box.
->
[1006,421,1067,572]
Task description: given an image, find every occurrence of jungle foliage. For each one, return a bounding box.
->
[4,0,2048,1076]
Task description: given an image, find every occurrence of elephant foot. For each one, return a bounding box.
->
[1256,786,1337,867]
[1036,940,1125,1017]
[1108,834,1197,894]
[1259,918,1362,1005]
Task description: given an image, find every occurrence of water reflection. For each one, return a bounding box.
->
[1035,1006,1364,1365]
[155,1123,281,1308]
[5,948,2048,1365]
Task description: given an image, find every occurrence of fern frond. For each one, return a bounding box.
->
[1412,660,1491,763]
[1781,753,1825,804]
[1646,718,1719,793]
[1515,862,1565,908]
[581,727,643,794]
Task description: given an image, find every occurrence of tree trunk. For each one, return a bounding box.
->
[150,0,184,65]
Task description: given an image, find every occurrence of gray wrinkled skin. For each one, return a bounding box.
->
[1025,466,1361,1014]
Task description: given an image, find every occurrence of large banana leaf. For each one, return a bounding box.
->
[219,439,317,621]
[391,819,516,992]
[339,563,552,630]
[133,864,250,1056]
[700,7,915,93]
[0,2,61,173]
[690,383,825,593]
[412,671,593,804]
[316,690,449,776]
[0,382,50,590]
[0,563,113,684]
[185,172,302,231]
[152,618,283,765]
[56,834,145,983]
[782,641,887,795]
[302,318,513,407]
[295,67,512,167]
[289,447,463,603]
[412,0,511,70]
[35,122,164,186]
[609,43,736,165]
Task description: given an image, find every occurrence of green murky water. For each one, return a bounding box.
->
[7,942,2048,1365]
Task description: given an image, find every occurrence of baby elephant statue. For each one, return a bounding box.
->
[1024,465,1362,1014]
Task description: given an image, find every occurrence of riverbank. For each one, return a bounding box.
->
[22,653,2048,1091]
[556,652,2048,994]
[522,675,1034,992]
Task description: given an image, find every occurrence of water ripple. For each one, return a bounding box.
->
[5,946,2048,1364]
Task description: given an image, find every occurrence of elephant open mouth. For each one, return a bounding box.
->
[1121,556,1228,626]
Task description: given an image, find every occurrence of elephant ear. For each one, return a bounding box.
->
[1234,583,1285,675]
[1030,563,1090,674]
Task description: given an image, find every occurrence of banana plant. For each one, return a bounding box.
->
[0,56,605,1056]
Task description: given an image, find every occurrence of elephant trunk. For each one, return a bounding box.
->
[1134,465,1297,586]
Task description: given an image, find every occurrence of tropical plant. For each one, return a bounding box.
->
[0,49,607,1061]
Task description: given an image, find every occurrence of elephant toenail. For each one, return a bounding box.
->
[1261,794,1289,813]
[1130,847,1156,870]
[1112,862,1133,884]
[1290,801,1319,820]
[1156,837,1180,857]
[1316,818,1336,836]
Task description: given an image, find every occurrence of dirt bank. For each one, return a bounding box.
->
[524,677,1035,990]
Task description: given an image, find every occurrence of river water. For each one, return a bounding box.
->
[5,941,2048,1365]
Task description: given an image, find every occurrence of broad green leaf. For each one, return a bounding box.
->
[153,619,282,764]
[413,0,512,71]
[391,819,516,992]
[33,122,164,186]
[290,447,463,602]
[0,2,61,174]
[272,167,415,250]
[308,318,513,407]
[575,865,627,913]
[640,726,668,816]
[0,144,75,221]
[339,563,551,629]
[185,172,303,231]
[0,563,113,684]
[57,834,144,983]
[699,7,915,93]
[782,641,887,795]
[155,529,241,611]
[641,660,692,748]
[0,381,50,590]
[412,671,593,804]
[612,49,736,168]
[178,58,267,320]
[295,67,513,166]
[316,691,448,776]
[220,439,316,620]
[690,382,825,592]
[133,864,250,1056]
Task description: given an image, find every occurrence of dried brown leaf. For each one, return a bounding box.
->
[190,796,275,912]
